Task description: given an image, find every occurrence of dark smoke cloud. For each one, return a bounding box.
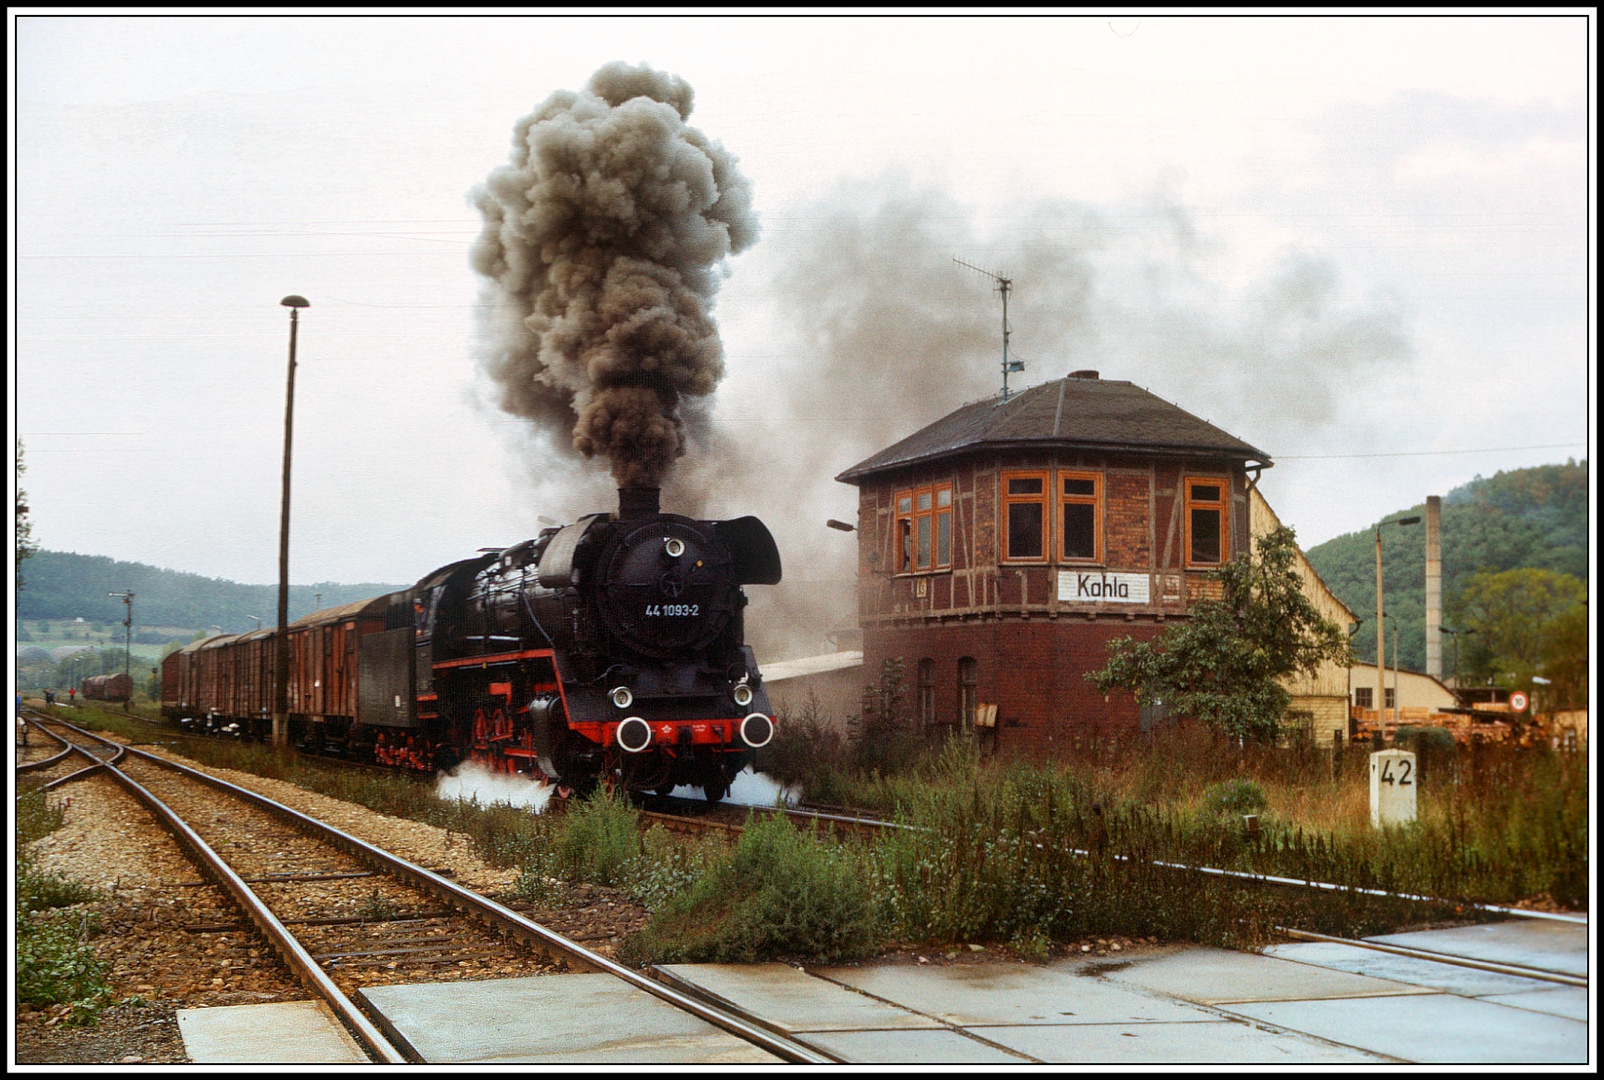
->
[669,180,1413,664]
[484,168,1412,668]
[470,62,757,488]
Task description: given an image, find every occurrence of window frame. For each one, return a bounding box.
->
[1057,470,1103,564]
[1000,470,1050,564]
[958,656,978,734]
[1354,686,1374,710]
[892,482,954,573]
[1184,475,1229,567]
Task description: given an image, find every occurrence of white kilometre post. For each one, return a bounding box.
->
[1369,749,1417,828]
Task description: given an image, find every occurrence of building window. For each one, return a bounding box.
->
[1384,688,1396,711]
[893,483,953,572]
[1001,471,1048,561]
[917,658,936,732]
[958,657,978,733]
[1059,471,1102,562]
[1185,478,1228,566]
[1354,687,1373,709]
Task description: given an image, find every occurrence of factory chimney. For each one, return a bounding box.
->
[1425,495,1442,679]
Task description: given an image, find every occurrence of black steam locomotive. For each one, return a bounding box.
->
[162,488,782,800]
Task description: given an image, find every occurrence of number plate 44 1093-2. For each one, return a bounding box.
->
[645,604,700,617]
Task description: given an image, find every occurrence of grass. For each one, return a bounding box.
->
[53,702,1585,970]
[16,786,113,1024]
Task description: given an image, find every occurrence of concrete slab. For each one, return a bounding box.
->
[972,1020,1384,1064]
[1086,946,1435,1004]
[358,974,780,1063]
[176,1000,368,1064]
[659,962,942,1031]
[814,962,1215,1026]
[796,1027,1030,1064]
[1222,993,1589,1064]
[1263,940,1552,998]
[1367,920,1588,978]
[1479,986,1589,1023]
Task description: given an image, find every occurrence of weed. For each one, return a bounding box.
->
[622,814,877,964]
[1201,778,1269,819]
[359,888,397,922]
[557,787,640,886]
[16,908,113,1023]
[16,784,66,846]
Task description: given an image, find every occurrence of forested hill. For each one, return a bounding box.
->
[15,550,405,633]
[1303,460,1588,675]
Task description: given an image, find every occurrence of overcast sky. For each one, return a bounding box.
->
[12,13,1594,653]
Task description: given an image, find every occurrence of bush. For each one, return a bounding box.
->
[622,814,877,964]
[1201,778,1269,819]
[1394,726,1457,755]
[556,788,641,886]
[16,908,113,1023]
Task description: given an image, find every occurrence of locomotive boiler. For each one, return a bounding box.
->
[163,487,782,800]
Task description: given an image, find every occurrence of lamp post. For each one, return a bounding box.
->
[1375,515,1420,733]
[275,295,309,747]
[1382,612,1400,727]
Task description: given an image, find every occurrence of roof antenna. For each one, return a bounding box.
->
[955,258,1023,401]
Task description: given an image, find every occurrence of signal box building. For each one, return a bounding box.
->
[835,371,1276,753]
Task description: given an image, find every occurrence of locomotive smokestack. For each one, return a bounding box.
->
[618,486,661,520]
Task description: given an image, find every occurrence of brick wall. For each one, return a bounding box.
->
[864,617,1166,752]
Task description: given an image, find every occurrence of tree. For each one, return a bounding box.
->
[16,439,39,589]
[1088,525,1353,742]
[1448,566,1586,705]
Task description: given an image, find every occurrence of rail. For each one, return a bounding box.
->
[33,715,832,1065]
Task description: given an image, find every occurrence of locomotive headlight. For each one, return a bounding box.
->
[616,716,652,753]
[732,682,754,707]
[740,712,774,749]
[664,537,686,558]
[610,686,634,709]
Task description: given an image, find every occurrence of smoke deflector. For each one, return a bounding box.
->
[714,517,782,586]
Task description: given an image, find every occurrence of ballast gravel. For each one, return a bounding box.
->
[15,734,649,1065]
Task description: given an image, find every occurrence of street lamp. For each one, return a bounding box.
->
[1375,515,1420,733]
[275,295,309,747]
[1382,612,1400,727]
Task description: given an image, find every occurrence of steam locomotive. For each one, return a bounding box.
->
[162,487,782,800]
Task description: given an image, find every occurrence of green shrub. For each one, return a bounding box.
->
[18,852,102,915]
[556,787,641,886]
[621,825,726,913]
[1201,778,1269,819]
[623,814,877,964]
[16,908,113,1023]
[16,785,66,846]
[1394,726,1457,754]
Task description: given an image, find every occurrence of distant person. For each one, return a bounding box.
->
[414,597,427,639]
[44,688,55,707]
[68,686,76,706]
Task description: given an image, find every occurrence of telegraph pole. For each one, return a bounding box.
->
[275,295,309,746]
[108,591,134,698]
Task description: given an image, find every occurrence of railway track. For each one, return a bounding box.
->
[21,710,831,1064]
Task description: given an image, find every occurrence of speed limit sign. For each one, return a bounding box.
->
[1509,691,1529,712]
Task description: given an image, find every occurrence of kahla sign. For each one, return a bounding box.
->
[1058,571,1151,604]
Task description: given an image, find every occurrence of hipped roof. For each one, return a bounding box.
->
[836,376,1271,484]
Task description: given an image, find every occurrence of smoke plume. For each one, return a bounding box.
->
[471,62,757,488]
